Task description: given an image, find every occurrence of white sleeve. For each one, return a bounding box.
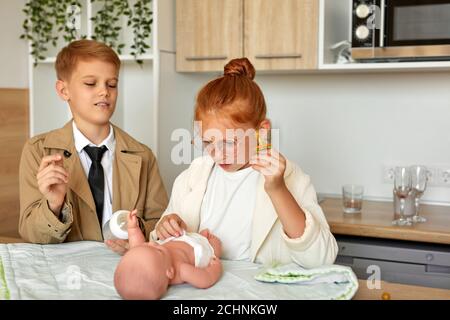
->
[149,168,189,241]
[280,173,339,268]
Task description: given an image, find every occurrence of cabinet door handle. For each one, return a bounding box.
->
[185,55,228,61]
[255,54,303,59]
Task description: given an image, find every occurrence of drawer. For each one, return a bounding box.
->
[337,236,450,267]
[336,256,450,290]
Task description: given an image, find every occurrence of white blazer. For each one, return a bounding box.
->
[151,156,338,268]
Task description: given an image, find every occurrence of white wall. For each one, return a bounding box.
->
[258,72,450,204]
[0,0,28,88]
[158,58,450,204]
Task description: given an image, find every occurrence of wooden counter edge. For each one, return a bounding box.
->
[330,224,450,245]
[354,279,450,300]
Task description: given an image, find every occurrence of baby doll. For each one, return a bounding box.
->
[114,210,223,300]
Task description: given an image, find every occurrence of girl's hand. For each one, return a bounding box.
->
[250,149,287,193]
[156,213,187,240]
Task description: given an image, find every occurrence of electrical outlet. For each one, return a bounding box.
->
[382,165,396,183]
[424,167,437,186]
[436,167,450,187]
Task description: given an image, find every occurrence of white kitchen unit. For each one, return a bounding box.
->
[318,0,450,72]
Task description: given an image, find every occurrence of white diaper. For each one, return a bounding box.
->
[157,232,215,268]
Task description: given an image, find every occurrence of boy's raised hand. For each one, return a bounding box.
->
[36,154,69,216]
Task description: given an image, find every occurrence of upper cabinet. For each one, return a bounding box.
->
[176,0,244,72]
[244,0,318,71]
[176,0,319,72]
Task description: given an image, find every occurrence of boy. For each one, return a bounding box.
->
[19,40,168,253]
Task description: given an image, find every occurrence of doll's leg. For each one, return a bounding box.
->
[200,229,222,258]
[128,210,146,248]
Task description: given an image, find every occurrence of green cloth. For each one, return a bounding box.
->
[255,263,359,300]
[0,257,10,300]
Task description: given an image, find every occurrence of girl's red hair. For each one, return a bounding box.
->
[194,58,266,127]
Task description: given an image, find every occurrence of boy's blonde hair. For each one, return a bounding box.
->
[55,39,121,80]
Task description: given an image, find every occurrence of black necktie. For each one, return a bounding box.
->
[84,145,108,225]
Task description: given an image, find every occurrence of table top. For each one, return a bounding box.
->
[321,198,450,245]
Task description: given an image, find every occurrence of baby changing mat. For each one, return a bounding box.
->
[0,241,358,300]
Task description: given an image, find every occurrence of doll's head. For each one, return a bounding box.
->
[114,242,175,300]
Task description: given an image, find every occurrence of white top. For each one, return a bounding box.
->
[199,164,260,261]
[72,121,115,227]
[151,156,338,268]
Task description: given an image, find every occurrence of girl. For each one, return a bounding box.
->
[152,58,337,268]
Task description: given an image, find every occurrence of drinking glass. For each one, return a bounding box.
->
[392,167,412,226]
[410,165,428,223]
[342,185,364,214]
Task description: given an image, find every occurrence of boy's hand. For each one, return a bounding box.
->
[250,149,287,193]
[156,213,187,240]
[36,154,69,216]
[105,239,129,255]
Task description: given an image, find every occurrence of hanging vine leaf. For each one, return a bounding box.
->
[21,0,152,66]
[129,0,152,65]
[20,0,84,66]
[91,0,131,54]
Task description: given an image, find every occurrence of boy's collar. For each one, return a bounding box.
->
[42,119,146,154]
[72,120,115,153]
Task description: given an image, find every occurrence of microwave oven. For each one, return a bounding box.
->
[351,0,450,61]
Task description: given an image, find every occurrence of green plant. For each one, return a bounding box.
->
[128,0,152,65]
[21,0,153,66]
[90,0,130,54]
[21,0,83,65]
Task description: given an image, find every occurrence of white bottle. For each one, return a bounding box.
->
[102,210,130,240]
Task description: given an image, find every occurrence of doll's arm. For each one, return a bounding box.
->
[127,210,146,248]
[178,257,223,289]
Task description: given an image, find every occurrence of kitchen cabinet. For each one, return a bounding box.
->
[176,0,319,72]
[244,0,318,71]
[176,0,244,72]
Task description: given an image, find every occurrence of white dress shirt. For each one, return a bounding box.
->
[72,121,115,227]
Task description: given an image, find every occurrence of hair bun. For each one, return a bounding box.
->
[224,58,255,80]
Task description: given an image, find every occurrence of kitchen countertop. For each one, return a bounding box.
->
[321,198,450,245]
